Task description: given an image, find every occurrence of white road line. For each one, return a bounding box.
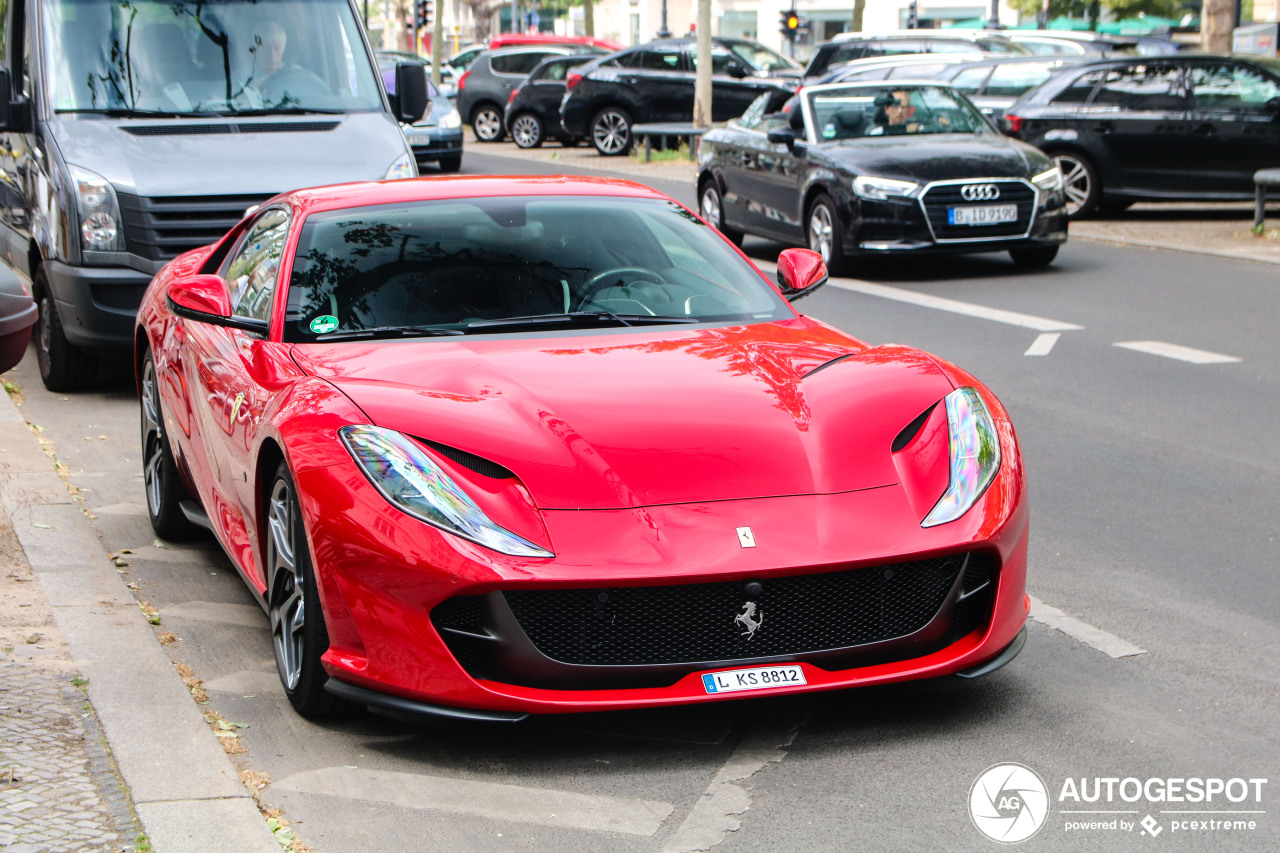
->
[828,280,1084,332]
[1028,596,1146,659]
[1113,341,1242,364]
[1024,332,1061,357]
[275,767,673,836]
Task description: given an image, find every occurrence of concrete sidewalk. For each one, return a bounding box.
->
[0,388,279,852]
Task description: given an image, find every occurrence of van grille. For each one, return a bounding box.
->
[117,193,274,261]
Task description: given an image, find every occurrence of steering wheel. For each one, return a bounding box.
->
[577,267,666,310]
[262,67,331,103]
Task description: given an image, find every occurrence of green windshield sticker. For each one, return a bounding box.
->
[309,315,339,334]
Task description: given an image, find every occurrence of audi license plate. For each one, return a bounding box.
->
[702,665,807,694]
[948,204,1017,226]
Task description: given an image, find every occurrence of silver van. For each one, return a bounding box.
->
[0,0,427,389]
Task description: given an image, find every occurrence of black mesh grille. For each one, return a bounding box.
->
[432,595,485,634]
[921,181,1036,241]
[503,555,967,666]
[118,193,274,261]
[952,553,998,640]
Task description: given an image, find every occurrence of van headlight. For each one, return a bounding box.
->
[383,153,416,180]
[71,166,125,253]
[921,387,1001,528]
[439,107,462,129]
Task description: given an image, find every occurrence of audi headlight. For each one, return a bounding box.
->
[71,165,125,252]
[921,387,1001,528]
[340,426,552,557]
[853,176,920,200]
[383,152,416,180]
[1032,166,1063,191]
[439,107,462,129]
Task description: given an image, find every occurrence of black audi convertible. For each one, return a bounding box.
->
[696,82,1068,271]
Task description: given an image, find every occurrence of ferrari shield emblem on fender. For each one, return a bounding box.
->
[736,527,756,548]
[735,602,763,640]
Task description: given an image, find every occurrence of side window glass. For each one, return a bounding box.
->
[950,66,991,94]
[1089,64,1184,111]
[1051,69,1103,104]
[736,92,769,129]
[1191,64,1280,110]
[225,209,289,323]
[985,63,1054,97]
[636,50,682,71]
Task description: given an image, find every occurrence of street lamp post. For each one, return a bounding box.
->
[987,0,1000,28]
[658,0,671,37]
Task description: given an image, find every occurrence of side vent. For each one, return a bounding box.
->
[891,402,938,453]
[423,439,515,480]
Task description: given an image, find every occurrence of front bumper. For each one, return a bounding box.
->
[42,260,151,352]
[296,446,1029,717]
[404,125,463,168]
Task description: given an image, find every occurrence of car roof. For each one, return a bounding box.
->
[831,29,1016,43]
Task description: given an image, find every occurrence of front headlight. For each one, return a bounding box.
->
[383,153,416,180]
[1032,166,1063,192]
[340,425,553,558]
[439,107,462,129]
[853,176,920,200]
[70,165,125,252]
[921,387,1001,528]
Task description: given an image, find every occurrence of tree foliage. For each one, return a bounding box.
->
[1003,0,1188,21]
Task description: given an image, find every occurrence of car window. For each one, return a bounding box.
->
[1190,63,1280,111]
[840,66,894,81]
[929,40,986,54]
[1089,64,1185,111]
[690,46,743,74]
[629,49,683,71]
[725,41,799,72]
[531,58,583,82]
[950,65,991,94]
[878,40,931,56]
[808,84,990,140]
[985,62,1056,97]
[976,38,1027,55]
[885,62,950,78]
[491,51,554,74]
[1051,69,1104,104]
[225,208,290,323]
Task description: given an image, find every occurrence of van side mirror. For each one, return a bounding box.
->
[0,68,31,133]
[394,62,429,124]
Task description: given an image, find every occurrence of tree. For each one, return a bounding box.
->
[1004,0,1185,20]
[466,0,503,43]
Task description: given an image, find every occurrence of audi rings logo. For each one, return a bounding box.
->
[969,763,1050,844]
[961,183,1001,201]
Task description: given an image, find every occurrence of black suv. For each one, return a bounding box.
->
[560,37,799,156]
[505,54,598,148]
[1005,55,1280,217]
[803,30,1028,80]
[459,45,605,142]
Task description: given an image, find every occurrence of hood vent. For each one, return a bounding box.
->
[423,439,515,480]
[124,121,339,137]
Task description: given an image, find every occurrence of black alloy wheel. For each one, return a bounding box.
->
[471,104,505,142]
[34,270,95,392]
[139,351,198,541]
[266,462,348,717]
[1052,151,1100,218]
[1009,245,1060,268]
[698,179,743,246]
[511,113,544,149]
[590,107,632,156]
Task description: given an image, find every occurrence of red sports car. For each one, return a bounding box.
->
[135,176,1028,722]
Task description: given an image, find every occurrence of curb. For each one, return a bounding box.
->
[0,390,280,853]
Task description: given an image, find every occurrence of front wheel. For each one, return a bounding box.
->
[266,462,349,718]
[1009,245,1060,268]
[34,271,96,392]
[1052,152,1100,219]
[591,107,632,156]
[470,104,504,142]
[699,180,743,246]
[511,113,544,149]
[807,193,847,275]
[140,351,199,541]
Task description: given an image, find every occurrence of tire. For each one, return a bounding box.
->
[34,270,96,392]
[1009,245,1060,268]
[1051,151,1100,219]
[510,113,544,149]
[807,193,847,274]
[266,462,348,718]
[470,104,504,142]
[437,154,462,173]
[139,351,199,541]
[590,107,632,156]
[698,179,743,246]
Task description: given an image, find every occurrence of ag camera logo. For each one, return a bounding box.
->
[970,763,1050,843]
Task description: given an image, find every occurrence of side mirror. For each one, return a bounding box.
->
[395,62,429,124]
[776,248,828,302]
[0,67,32,133]
[166,275,268,334]
[726,63,749,79]
[767,127,797,147]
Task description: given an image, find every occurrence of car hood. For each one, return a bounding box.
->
[290,320,955,510]
[48,112,410,197]
[821,134,1045,183]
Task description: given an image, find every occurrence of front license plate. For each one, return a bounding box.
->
[702,665,807,694]
[948,204,1018,225]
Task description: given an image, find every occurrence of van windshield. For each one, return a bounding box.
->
[45,0,383,115]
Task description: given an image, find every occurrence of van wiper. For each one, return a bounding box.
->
[464,312,699,333]
[56,108,202,118]
[313,326,465,341]
[214,107,346,116]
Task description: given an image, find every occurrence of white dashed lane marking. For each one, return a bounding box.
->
[1029,596,1147,659]
[1113,340,1242,364]
[828,280,1084,332]
[1024,332,1061,357]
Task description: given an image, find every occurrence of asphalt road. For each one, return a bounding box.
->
[4,150,1277,851]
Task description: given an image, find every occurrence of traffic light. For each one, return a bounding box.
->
[415,0,432,29]
[780,8,800,40]
[907,1,918,28]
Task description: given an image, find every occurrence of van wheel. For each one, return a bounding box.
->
[1051,152,1099,219]
[34,270,96,392]
[471,104,504,142]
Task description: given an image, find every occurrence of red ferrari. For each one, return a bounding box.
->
[135,176,1028,722]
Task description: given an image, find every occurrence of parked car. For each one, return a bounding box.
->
[1005,31,1140,57]
[136,174,1029,721]
[804,30,1029,80]
[821,52,987,84]
[460,45,607,141]
[561,37,800,156]
[697,82,1068,270]
[1005,55,1280,217]
[0,0,427,392]
[0,267,37,374]
[504,54,599,148]
[380,59,464,172]
[489,33,623,51]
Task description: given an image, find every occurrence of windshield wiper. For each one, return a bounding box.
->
[56,108,203,118]
[313,326,465,342]
[464,312,699,333]
[213,107,346,116]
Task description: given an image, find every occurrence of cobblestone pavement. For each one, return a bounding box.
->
[0,495,143,852]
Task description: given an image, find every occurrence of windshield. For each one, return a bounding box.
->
[284,196,791,341]
[806,84,994,140]
[724,40,801,72]
[45,0,383,115]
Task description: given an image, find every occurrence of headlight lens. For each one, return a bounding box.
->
[439,107,462,129]
[853,176,921,200]
[921,387,1001,528]
[71,165,125,252]
[1032,166,1063,191]
[340,425,553,558]
[383,153,416,180]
